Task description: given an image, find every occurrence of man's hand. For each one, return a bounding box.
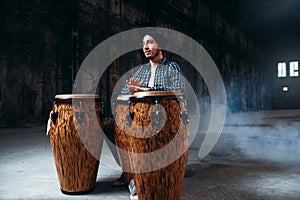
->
[126,78,150,92]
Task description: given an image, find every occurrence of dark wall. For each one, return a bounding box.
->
[266,42,300,109]
[0,0,73,125]
[0,0,267,126]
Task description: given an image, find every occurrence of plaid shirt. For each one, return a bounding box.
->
[121,57,185,94]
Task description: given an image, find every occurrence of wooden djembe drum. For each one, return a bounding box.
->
[48,94,104,194]
[114,91,189,200]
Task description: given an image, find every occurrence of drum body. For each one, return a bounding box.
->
[114,91,189,200]
[48,94,103,194]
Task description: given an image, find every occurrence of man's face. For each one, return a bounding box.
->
[142,35,160,59]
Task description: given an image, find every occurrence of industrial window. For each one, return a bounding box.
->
[289,61,299,77]
[277,62,287,77]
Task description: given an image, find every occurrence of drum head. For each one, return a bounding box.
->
[116,91,182,102]
[131,91,183,99]
[54,94,100,100]
[116,95,133,101]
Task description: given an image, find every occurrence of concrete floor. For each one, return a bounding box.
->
[1,109,300,200]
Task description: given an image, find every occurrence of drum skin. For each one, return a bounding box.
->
[114,91,189,200]
[48,94,103,194]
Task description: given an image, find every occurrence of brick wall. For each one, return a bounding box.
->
[0,0,267,126]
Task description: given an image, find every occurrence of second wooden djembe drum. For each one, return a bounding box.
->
[114,91,189,200]
[48,94,104,194]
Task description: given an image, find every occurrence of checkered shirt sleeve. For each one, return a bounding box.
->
[121,57,185,94]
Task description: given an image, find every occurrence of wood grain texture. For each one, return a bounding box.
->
[115,93,189,200]
[49,97,103,194]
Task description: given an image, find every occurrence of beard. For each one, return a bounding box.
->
[146,49,160,60]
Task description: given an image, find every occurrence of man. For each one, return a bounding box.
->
[121,32,185,94]
[114,32,185,200]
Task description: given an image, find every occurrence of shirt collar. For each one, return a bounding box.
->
[146,57,167,68]
[159,57,167,64]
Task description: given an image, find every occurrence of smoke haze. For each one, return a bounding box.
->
[232,110,300,163]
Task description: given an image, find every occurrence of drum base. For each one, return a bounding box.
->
[61,187,95,195]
